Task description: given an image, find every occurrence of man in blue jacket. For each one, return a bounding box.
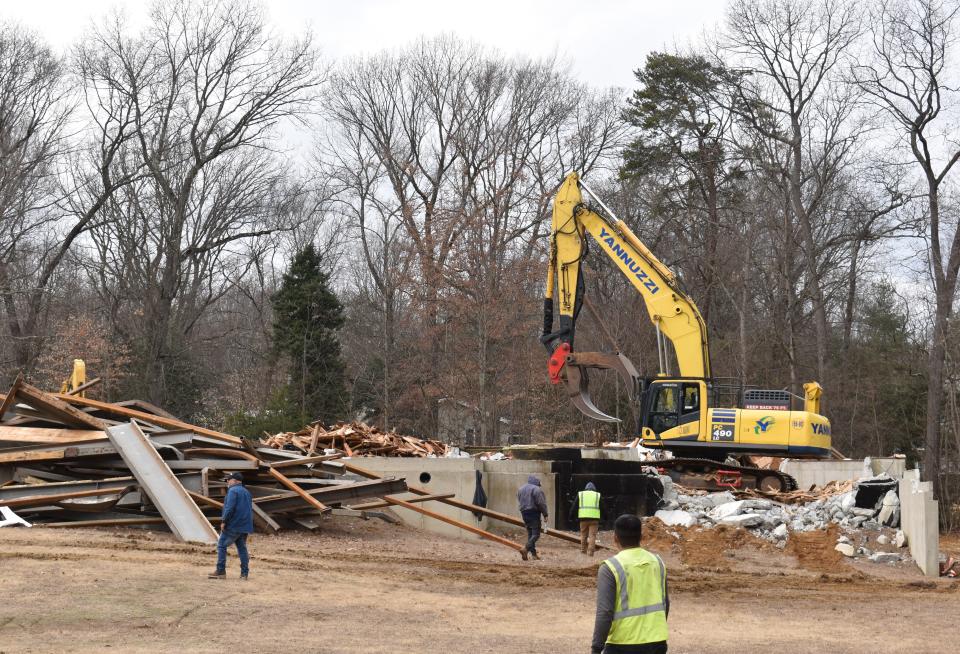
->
[209,472,254,580]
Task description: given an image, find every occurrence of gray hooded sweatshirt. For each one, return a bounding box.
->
[517,475,549,517]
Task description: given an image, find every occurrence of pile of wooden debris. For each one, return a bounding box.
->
[261,422,449,457]
[0,376,415,542]
[732,479,857,504]
[0,375,566,557]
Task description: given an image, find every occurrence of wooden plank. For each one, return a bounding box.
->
[163,459,258,471]
[381,495,524,553]
[0,427,106,445]
[0,393,242,446]
[41,517,223,528]
[0,375,23,420]
[0,449,68,463]
[106,422,218,544]
[254,477,408,513]
[268,467,330,513]
[0,486,136,510]
[269,453,343,469]
[340,461,598,550]
[349,492,456,510]
[13,381,106,430]
[65,377,102,396]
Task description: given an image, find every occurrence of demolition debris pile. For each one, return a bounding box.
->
[0,377,572,557]
[261,422,449,457]
[654,474,911,565]
[0,376,416,542]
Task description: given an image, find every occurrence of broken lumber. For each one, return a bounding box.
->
[350,492,456,510]
[0,427,106,445]
[268,467,330,514]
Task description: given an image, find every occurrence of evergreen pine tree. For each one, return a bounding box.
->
[271,244,346,424]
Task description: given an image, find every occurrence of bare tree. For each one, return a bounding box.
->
[724,0,862,384]
[79,0,324,408]
[0,23,73,370]
[853,0,960,497]
[324,38,628,439]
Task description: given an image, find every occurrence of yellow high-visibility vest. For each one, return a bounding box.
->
[603,547,668,645]
[578,490,601,520]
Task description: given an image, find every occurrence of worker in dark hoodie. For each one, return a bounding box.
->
[517,474,549,560]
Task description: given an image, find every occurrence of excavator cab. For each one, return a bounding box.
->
[642,380,705,440]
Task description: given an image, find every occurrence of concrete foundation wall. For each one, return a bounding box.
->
[581,447,641,461]
[899,469,939,577]
[780,457,906,488]
[349,457,556,539]
[347,458,482,539]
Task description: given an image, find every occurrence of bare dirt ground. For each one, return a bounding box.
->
[0,518,957,654]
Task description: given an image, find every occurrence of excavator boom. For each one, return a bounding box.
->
[542,173,710,405]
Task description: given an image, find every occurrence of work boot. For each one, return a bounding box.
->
[240,573,249,580]
[530,551,541,560]
[520,547,528,561]
[208,570,226,580]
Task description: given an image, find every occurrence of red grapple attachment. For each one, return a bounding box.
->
[547,343,571,384]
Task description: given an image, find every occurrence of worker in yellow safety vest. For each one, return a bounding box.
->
[576,482,601,555]
[591,514,669,654]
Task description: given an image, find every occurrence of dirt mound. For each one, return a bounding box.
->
[786,524,847,573]
[680,525,772,567]
[641,517,682,554]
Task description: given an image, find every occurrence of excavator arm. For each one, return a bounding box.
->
[541,172,710,420]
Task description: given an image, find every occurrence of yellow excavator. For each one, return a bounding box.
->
[541,173,831,492]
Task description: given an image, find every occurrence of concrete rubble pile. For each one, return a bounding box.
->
[653,473,912,565]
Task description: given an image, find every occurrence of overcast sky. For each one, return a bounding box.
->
[4,0,727,89]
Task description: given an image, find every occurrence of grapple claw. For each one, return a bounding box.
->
[563,365,620,422]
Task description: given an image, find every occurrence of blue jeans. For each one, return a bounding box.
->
[216,530,249,576]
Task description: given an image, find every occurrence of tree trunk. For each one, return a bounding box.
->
[843,236,862,352]
[925,301,947,501]
[788,122,829,383]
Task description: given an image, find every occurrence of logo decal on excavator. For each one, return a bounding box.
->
[598,228,660,295]
[812,423,831,435]
[754,416,774,434]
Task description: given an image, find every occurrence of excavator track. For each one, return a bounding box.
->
[650,457,798,494]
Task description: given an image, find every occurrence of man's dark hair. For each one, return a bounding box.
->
[614,514,643,547]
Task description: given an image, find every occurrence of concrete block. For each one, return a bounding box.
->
[654,510,697,528]
[719,514,763,528]
[895,530,907,548]
[835,543,855,557]
[869,552,900,564]
[711,501,745,520]
[699,491,736,508]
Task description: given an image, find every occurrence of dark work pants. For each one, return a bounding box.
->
[603,642,668,653]
[521,509,542,554]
